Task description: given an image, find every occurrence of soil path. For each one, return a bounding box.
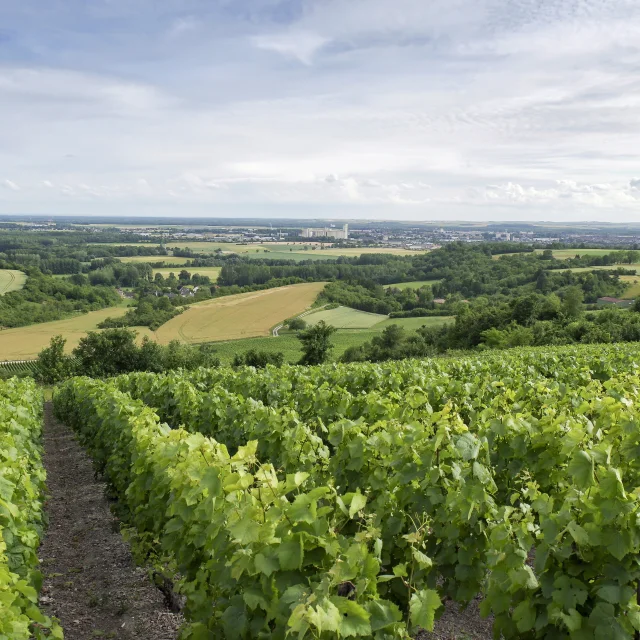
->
[38,402,182,640]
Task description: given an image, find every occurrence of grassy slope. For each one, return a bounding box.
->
[208,315,454,364]
[304,306,388,329]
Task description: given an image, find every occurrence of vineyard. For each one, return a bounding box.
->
[0,378,62,638]
[48,342,640,639]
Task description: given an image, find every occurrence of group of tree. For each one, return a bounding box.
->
[0,264,120,328]
[34,330,220,383]
[98,295,183,331]
[34,319,339,381]
[341,291,640,362]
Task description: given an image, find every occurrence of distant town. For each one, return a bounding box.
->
[5,216,640,250]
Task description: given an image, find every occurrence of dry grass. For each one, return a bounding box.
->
[0,307,130,360]
[153,282,325,344]
[119,255,191,265]
[0,269,27,294]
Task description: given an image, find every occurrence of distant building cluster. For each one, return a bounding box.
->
[300,224,349,240]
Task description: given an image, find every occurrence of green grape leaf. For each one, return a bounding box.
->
[567,521,589,546]
[255,551,280,577]
[348,490,367,518]
[278,537,304,571]
[366,599,403,631]
[567,451,595,489]
[409,589,442,631]
[331,597,372,637]
[513,600,536,633]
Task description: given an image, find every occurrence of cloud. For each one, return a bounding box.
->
[251,31,328,63]
[2,179,20,191]
[168,16,199,38]
[1,0,640,219]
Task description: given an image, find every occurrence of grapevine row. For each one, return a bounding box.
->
[54,380,442,639]
[0,378,62,639]
[110,344,640,638]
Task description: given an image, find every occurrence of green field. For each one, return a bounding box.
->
[102,242,423,262]
[547,248,619,260]
[493,249,619,261]
[556,263,640,275]
[304,306,387,329]
[0,269,27,294]
[385,279,441,290]
[209,315,454,364]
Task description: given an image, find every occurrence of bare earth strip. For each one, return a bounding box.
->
[154,282,325,344]
[39,403,182,640]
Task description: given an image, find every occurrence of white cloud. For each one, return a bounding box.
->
[2,0,640,219]
[251,31,328,64]
[2,179,20,191]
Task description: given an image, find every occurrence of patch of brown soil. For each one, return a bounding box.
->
[38,402,182,640]
[418,597,494,639]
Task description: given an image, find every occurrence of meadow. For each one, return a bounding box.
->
[620,275,640,298]
[208,315,454,364]
[548,248,620,259]
[304,305,387,329]
[0,269,27,294]
[152,282,325,344]
[493,249,619,260]
[384,279,442,290]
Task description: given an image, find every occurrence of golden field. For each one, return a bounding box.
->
[153,282,325,344]
[118,255,191,265]
[152,266,222,280]
[0,307,135,360]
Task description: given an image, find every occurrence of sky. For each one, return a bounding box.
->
[1,0,640,221]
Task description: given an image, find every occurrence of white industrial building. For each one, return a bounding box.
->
[300,224,349,240]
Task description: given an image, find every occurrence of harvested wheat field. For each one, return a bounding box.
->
[0,306,131,360]
[154,282,325,344]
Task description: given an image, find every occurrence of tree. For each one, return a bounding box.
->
[376,324,405,350]
[298,321,336,365]
[233,349,284,368]
[72,328,141,377]
[34,335,74,384]
[512,294,542,326]
[286,317,307,331]
[627,250,640,264]
[561,286,584,319]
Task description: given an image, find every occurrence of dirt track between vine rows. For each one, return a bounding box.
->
[38,402,182,640]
